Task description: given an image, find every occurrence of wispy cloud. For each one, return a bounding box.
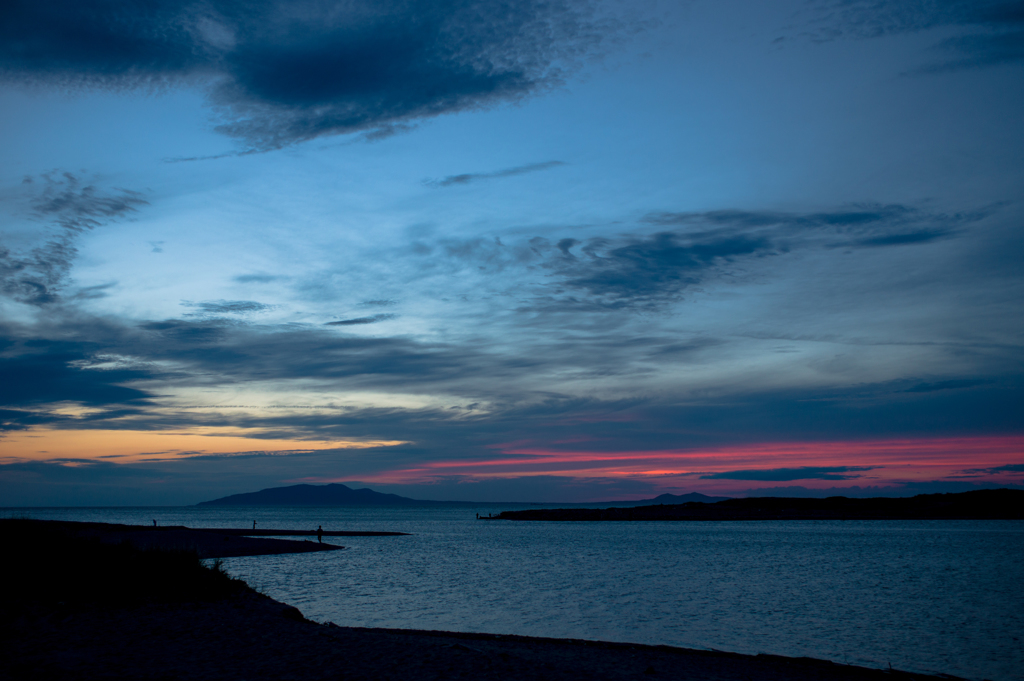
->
[182,300,274,317]
[700,466,876,481]
[961,463,1024,475]
[412,202,980,310]
[798,0,1024,71]
[28,172,147,232]
[325,313,398,326]
[901,379,990,393]
[427,161,565,187]
[1,173,147,306]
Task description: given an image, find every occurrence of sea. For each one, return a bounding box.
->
[6,505,1022,681]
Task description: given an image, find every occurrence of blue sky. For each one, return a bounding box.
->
[1,0,1022,505]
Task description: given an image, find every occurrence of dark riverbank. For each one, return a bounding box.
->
[493,489,1024,521]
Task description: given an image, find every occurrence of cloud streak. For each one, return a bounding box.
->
[326,314,398,326]
[413,202,980,310]
[182,300,274,317]
[699,466,877,481]
[427,161,565,187]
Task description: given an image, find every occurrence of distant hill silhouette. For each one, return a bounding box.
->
[636,492,731,505]
[197,484,733,507]
[198,483,432,506]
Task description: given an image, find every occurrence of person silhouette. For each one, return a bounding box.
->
[152,519,156,527]
[253,520,257,530]
[317,525,323,543]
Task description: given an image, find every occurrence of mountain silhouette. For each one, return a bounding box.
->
[197,483,733,507]
[638,492,731,505]
[197,483,432,506]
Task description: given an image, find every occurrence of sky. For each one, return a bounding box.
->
[1,0,1022,506]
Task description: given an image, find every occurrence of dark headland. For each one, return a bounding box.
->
[1,518,965,681]
[492,489,1024,521]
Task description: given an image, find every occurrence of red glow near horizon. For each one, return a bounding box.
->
[338,435,1024,494]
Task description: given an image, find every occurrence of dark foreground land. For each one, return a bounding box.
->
[2,519,964,681]
[4,519,349,558]
[494,488,1024,521]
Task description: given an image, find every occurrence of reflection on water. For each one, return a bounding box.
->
[9,505,1022,681]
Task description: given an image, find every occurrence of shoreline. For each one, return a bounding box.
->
[10,518,353,558]
[0,518,977,681]
[3,590,965,681]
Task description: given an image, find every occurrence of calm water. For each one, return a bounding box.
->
[7,505,1022,681]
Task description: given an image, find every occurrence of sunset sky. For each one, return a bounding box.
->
[1,0,1022,505]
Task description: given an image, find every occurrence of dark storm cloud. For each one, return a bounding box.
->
[805,0,1024,70]
[326,314,398,326]
[0,174,147,306]
[427,161,565,187]
[0,0,610,150]
[700,466,876,481]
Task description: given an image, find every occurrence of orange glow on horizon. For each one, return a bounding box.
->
[0,427,408,464]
